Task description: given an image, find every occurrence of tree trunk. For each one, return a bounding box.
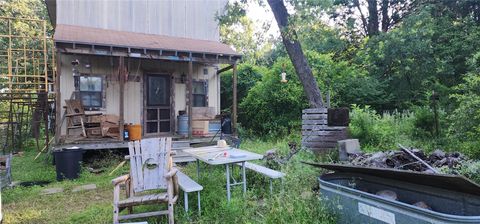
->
[367,0,379,36]
[381,0,389,32]
[267,0,324,108]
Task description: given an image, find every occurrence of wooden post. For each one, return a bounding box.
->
[119,57,125,141]
[187,60,193,139]
[232,63,237,135]
[54,51,62,144]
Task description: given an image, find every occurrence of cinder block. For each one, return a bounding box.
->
[338,139,361,161]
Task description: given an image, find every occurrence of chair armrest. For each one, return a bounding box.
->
[65,113,85,117]
[85,113,103,116]
[112,174,130,185]
[165,168,178,179]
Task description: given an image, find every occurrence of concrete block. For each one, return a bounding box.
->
[338,139,361,161]
[40,187,64,195]
[72,184,97,192]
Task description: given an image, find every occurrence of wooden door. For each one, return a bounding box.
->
[144,74,171,135]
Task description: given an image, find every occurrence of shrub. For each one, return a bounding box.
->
[349,105,415,151]
[240,57,308,137]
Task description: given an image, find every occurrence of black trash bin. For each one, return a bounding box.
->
[221,115,232,134]
[53,147,83,181]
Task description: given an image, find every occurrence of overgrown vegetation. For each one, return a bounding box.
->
[215,0,480,158]
[3,138,335,224]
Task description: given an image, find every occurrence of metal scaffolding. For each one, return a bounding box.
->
[0,16,55,154]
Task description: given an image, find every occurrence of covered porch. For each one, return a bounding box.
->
[53,25,241,153]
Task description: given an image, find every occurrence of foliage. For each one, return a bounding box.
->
[220,64,265,112]
[240,57,308,137]
[218,0,274,64]
[3,138,336,224]
[349,105,415,151]
[328,0,412,38]
[447,53,480,157]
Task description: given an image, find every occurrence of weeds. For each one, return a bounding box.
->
[2,137,334,224]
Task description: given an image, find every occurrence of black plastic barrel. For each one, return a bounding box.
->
[53,147,83,181]
[221,115,232,134]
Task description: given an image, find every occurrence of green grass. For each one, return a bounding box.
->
[2,137,336,224]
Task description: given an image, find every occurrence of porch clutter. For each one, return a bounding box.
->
[63,100,125,140]
[65,99,103,138]
[192,107,219,137]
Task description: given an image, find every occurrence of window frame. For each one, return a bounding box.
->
[78,74,105,110]
[192,80,208,107]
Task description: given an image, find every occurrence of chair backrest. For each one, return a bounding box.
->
[65,99,85,125]
[128,137,172,193]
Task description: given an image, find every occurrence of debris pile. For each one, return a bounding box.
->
[347,148,465,172]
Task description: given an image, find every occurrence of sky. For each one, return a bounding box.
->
[244,1,280,37]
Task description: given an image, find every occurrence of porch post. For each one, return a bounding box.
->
[232,63,237,135]
[119,56,125,141]
[188,60,193,139]
[54,51,61,144]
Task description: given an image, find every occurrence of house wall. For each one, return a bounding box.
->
[55,0,228,41]
[58,54,220,135]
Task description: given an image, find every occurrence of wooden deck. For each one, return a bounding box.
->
[53,136,221,163]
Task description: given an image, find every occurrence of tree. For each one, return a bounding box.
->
[330,0,412,38]
[267,0,324,108]
[218,0,274,64]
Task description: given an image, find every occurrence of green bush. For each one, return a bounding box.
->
[349,105,415,151]
[240,58,308,137]
[446,53,480,158]
[239,53,374,137]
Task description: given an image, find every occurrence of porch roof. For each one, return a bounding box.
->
[53,24,241,63]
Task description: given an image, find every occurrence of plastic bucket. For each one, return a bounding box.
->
[128,124,142,141]
[54,147,83,181]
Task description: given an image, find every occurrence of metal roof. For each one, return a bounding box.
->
[53,24,240,57]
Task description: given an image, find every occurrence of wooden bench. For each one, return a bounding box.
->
[177,170,203,215]
[236,162,285,194]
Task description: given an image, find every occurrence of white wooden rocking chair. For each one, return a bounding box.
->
[112,137,178,224]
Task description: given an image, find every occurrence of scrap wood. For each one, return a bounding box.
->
[33,137,54,161]
[399,144,438,173]
[346,145,465,173]
[109,160,126,176]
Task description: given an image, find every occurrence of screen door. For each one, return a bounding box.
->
[144,74,171,135]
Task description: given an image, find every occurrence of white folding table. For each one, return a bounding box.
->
[183,146,263,201]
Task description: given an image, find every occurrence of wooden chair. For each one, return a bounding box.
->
[64,99,102,137]
[112,137,179,224]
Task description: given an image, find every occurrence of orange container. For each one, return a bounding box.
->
[128,124,142,141]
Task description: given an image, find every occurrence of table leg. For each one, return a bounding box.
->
[196,159,200,180]
[184,191,189,213]
[226,164,231,202]
[242,161,246,196]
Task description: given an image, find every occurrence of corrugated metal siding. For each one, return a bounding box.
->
[55,0,227,41]
[58,54,219,135]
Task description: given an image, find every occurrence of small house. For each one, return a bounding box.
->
[45,0,241,157]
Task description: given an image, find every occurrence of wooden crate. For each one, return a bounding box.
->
[301,108,348,153]
[192,121,209,136]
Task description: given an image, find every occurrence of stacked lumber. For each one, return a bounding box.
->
[301,108,348,153]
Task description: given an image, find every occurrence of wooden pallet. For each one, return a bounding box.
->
[301,108,348,153]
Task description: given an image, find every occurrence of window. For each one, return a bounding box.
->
[193,81,207,107]
[79,76,103,109]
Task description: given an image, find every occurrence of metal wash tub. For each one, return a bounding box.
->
[306,163,480,224]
